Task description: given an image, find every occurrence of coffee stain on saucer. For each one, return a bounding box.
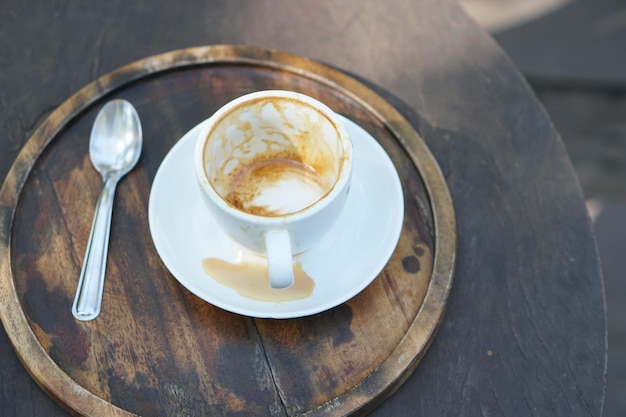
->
[202,258,315,302]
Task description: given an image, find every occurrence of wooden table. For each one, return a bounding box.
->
[0,1,606,416]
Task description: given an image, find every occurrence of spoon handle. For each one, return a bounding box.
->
[72,176,119,321]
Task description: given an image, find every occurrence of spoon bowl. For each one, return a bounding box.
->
[72,99,142,321]
[90,101,142,175]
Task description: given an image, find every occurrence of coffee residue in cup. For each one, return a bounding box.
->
[203,98,343,217]
[224,156,328,217]
[202,257,315,302]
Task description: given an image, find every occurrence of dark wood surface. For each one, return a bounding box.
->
[0,1,606,416]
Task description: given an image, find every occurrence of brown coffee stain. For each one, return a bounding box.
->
[203,96,344,217]
[202,257,315,302]
[224,156,327,216]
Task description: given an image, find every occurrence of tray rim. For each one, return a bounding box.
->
[0,44,456,417]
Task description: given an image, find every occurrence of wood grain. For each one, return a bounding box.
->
[0,46,455,416]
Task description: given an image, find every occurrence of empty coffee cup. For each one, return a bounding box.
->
[194,90,353,289]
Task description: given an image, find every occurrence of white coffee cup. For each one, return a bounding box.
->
[194,90,353,289]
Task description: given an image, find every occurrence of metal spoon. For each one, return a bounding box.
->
[72,99,142,321]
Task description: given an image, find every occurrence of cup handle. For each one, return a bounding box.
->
[264,229,294,289]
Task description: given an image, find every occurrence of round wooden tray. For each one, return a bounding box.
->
[0,46,456,416]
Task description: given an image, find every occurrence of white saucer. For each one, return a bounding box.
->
[148,115,404,318]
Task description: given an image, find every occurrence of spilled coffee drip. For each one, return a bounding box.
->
[203,98,342,217]
[202,257,315,301]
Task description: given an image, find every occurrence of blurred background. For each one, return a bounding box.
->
[458,0,626,415]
